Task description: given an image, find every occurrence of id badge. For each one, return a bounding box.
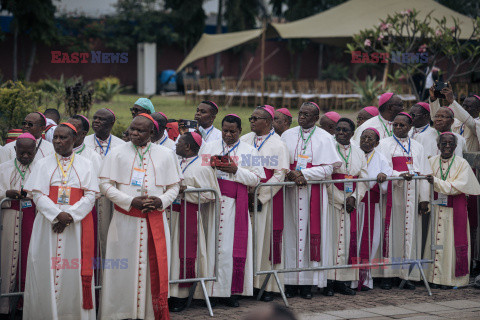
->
[345,175,354,193]
[131,168,146,187]
[438,193,448,206]
[172,197,181,205]
[57,186,71,205]
[21,199,32,209]
[296,154,310,171]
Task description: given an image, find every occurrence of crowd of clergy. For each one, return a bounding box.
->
[1,81,480,320]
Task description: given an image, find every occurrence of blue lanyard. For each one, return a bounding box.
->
[204,126,214,140]
[222,141,240,156]
[420,124,429,133]
[95,135,112,156]
[182,156,199,174]
[460,124,465,136]
[393,135,411,155]
[159,135,168,145]
[254,130,274,151]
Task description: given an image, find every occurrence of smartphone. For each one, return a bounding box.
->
[179,119,198,129]
[434,81,448,99]
[214,155,230,166]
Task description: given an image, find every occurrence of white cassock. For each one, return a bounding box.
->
[199,125,222,143]
[240,129,290,293]
[327,142,368,282]
[0,138,54,164]
[84,133,125,258]
[357,149,393,288]
[157,135,176,151]
[23,153,99,320]
[281,126,341,288]
[377,136,432,281]
[201,139,264,297]
[416,127,466,158]
[425,155,480,287]
[45,118,57,143]
[99,142,181,320]
[409,124,431,140]
[429,99,480,152]
[73,143,102,176]
[0,159,33,314]
[353,115,394,144]
[169,156,220,298]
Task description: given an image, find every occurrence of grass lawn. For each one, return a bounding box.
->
[65,94,356,136]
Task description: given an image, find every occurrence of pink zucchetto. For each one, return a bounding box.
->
[17,132,36,142]
[363,106,379,116]
[378,92,394,107]
[260,106,275,119]
[276,108,292,118]
[191,132,203,147]
[158,112,168,121]
[364,127,380,138]
[397,112,413,120]
[324,111,341,123]
[307,101,320,111]
[416,102,430,113]
[227,114,240,119]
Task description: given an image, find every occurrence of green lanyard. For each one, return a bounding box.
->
[134,143,151,167]
[378,116,392,137]
[14,159,28,187]
[300,126,316,154]
[439,155,455,181]
[337,144,351,171]
[75,144,85,154]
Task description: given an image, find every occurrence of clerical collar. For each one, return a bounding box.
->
[256,128,274,139]
[182,155,197,162]
[414,124,429,132]
[58,153,72,161]
[301,126,314,133]
[337,142,351,149]
[96,134,111,143]
[202,124,213,131]
[394,135,409,142]
[73,143,85,153]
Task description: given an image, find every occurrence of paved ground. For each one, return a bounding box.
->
[171,282,480,320]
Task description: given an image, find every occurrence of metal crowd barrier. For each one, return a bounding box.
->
[253,176,437,307]
[165,187,220,317]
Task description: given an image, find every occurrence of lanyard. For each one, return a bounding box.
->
[134,143,151,167]
[204,126,214,140]
[95,135,112,156]
[75,144,85,154]
[14,159,28,187]
[337,144,351,170]
[378,116,392,137]
[299,126,316,154]
[254,130,274,151]
[366,150,375,165]
[55,153,75,180]
[439,155,455,181]
[393,135,411,156]
[222,141,240,156]
[159,135,168,145]
[182,156,199,174]
[460,124,465,136]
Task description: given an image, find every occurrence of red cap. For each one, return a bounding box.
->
[276,108,292,118]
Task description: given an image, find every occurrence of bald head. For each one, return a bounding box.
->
[15,138,37,166]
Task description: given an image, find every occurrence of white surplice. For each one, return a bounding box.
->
[377,136,432,281]
[22,153,99,320]
[45,118,57,143]
[425,155,480,287]
[169,156,220,298]
[409,124,431,140]
[200,139,264,297]
[327,142,368,282]
[0,159,33,314]
[240,130,290,292]
[99,142,181,320]
[353,115,394,143]
[84,134,126,158]
[281,126,341,288]
[0,138,54,164]
[157,134,176,151]
[73,143,102,176]
[199,125,222,143]
[416,127,466,158]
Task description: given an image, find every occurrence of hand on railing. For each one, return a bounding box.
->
[286,170,307,186]
[376,173,387,184]
[6,189,28,200]
[400,172,413,181]
[426,174,434,185]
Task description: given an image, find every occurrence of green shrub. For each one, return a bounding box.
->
[65,81,94,116]
[111,119,128,139]
[94,76,124,102]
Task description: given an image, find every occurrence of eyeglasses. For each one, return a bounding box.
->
[130,107,144,113]
[249,116,269,122]
[22,121,36,127]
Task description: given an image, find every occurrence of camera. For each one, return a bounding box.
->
[178,119,198,129]
[434,81,448,99]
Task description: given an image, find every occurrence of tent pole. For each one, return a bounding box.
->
[260,19,266,105]
[382,60,389,89]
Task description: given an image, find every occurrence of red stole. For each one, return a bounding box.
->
[331,173,358,265]
[217,179,249,294]
[467,168,478,260]
[48,186,94,310]
[290,162,322,262]
[172,202,199,287]
[262,168,284,264]
[433,193,469,277]
[114,205,170,320]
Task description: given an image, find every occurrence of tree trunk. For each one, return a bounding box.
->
[25,42,36,82]
[294,53,302,79]
[13,24,18,81]
[317,44,324,80]
[214,0,223,78]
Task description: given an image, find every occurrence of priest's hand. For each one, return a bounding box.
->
[286,170,302,181]
[179,185,187,194]
[419,201,429,215]
[400,173,413,181]
[53,222,67,233]
[346,196,356,213]
[376,173,387,184]
[426,174,434,184]
[53,212,73,233]
[216,157,238,174]
[294,173,307,187]
[131,196,147,210]
[142,196,163,213]
[429,85,436,102]
[6,190,22,200]
[441,82,454,105]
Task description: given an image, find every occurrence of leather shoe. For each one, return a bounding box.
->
[323,286,334,296]
[402,280,416,290]
[299,286,312,299]
[334,282,356,295]
[440,285,452,290]
[285,285,297,298]
[429,283,440,289]
[168,297,187,312]
[261,291,274,302]
[360,286,371,292]
[225,295,240,307]
[380,278,392,290]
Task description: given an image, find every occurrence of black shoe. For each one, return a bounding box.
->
[261,291,274,302]
[299,286,312,299]
[323,285,334,296]
[360,286,371,292]
[225,295,240,307]
[168,297,187,312]
[207,297,218,308]
[380,278,392,290]
[429,283,440,289]
[285,285,298,298]
[440,285,452,290]
[334,282,356,295]
[402,280,416,290]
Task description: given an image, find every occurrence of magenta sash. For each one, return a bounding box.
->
[8,200,35,290]
[262,168,284,264]
[290,162,322,262]
[331,173,358,265]
[172,202,198,287]
[218,179,249,294]
[434,192,469,277]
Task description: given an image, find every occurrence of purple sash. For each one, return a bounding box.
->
[262,168,284,264]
